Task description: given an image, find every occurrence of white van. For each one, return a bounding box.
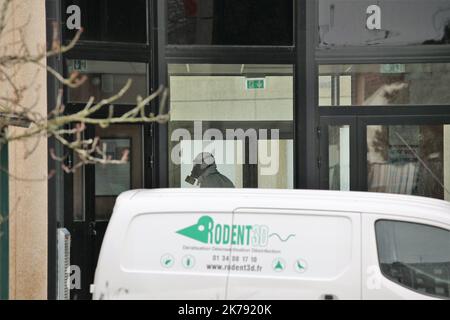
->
[92,189,450,300]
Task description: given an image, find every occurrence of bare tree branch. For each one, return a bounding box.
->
[0,0,170,175]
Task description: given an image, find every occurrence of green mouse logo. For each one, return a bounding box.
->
[176,216,296,247]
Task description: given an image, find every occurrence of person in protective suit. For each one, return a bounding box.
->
[185,152,235,188]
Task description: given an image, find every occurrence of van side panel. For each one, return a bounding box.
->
[118,212,233,299]
[93,190,450,300]
[226,210,361,300]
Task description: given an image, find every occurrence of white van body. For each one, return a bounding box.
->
[92,189,450,300]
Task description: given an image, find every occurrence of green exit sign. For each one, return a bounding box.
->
[380,64,405,74]
[246,78,266,90]
[73,59,87,72]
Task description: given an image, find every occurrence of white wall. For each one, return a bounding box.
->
[170,76,293,121]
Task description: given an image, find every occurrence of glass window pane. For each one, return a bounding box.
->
[168,64,294,189]
[376,220,450,298]
[95,139,131,196]
[73,153,85,222]
[319,0,450,48]
[258,140,294,189]
[63,0,147,43]
[329,125,350,191]
[319,76,333,106]
[319,64,450,106]
[176,140,244,188]
[367,124,450,201]
[168,0,293,45]
[66,60,147,105]
[94,125,143,221]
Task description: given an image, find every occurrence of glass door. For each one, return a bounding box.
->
[320,116,450,203]
[71,124,144,300]
[319,116,358,191]
[361,117,450,202]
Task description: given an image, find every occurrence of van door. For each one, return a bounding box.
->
[362,215,450,300]
[119,212,234,299]
[226,209,362,300]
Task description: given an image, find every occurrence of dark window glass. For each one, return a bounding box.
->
[376,220,450,298]
[168,0,293,45]
[63,0,147,43]
[319,0,450,48]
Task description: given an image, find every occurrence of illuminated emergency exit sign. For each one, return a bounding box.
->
[380,64,405,74]
[73,59,87,72]
[246,78,266,90]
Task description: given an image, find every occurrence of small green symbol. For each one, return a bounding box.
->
[272,258,286,272]
[182,255,195,269]
[294,259,308,274]
[161,254,175,268]
[246,78,265,90]
[73,59,87,72]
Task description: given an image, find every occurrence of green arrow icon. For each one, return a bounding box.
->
[272,258,285,272]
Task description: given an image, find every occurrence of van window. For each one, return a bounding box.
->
[375,220,450,298]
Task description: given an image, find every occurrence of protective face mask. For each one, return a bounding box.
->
[185,164,204,185]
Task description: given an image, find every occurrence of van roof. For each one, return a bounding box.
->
[117,189,450,225]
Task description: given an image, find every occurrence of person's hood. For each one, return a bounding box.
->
[198,165,218,183]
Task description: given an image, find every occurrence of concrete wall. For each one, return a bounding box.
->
[1,0,48,300]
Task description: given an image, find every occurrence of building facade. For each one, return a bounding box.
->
[0,0,49,300]
[1,0,450,299]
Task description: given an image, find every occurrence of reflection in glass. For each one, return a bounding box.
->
[95,139,131,196]
[318,0,450,48]
[329,125,350,191]
[67,60,147,105]
[319,64,450,106]
[178,140,243,188]
[168,0,293,45]
[94,125,143,222]
[376,221,450,299]
[63,0,147,43]
[168,64,294,189]
[367,125,450,201]
[258,140,294,189]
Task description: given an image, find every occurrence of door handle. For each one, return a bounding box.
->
[88,221,97,237]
